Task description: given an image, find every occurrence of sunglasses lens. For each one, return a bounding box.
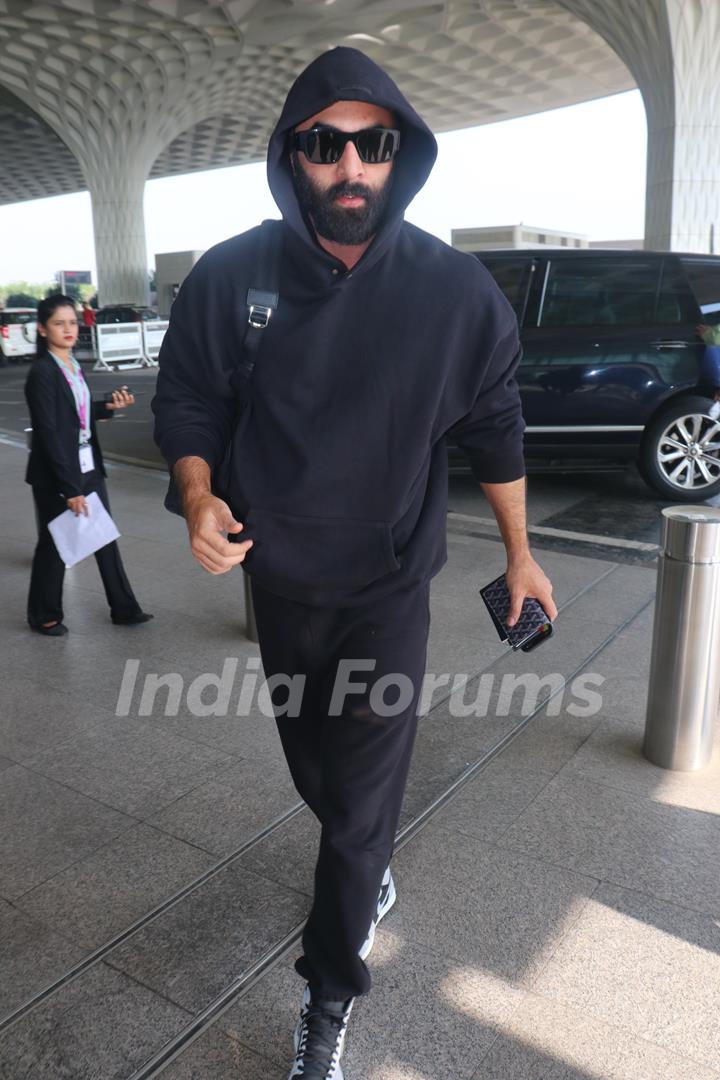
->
[305,130,340,164]
[356,129,397,163]
[296,128,400,164]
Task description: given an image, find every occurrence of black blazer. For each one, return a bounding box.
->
[24,354,113,497]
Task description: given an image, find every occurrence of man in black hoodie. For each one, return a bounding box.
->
[153,47,555,1079]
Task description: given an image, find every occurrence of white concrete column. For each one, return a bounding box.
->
[85,160,151,307]
[0,3,245,307]
[644,4,720,252]
[560,0,720,253]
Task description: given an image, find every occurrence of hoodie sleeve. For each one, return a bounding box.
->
[446,322,526,484]
[151,261,235,472]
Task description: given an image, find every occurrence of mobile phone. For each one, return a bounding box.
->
[479,573,554,652]
[104,386,132,402]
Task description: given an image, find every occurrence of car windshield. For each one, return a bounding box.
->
[2,312,36,325]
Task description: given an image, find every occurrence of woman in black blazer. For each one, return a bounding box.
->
[25,293,152,635]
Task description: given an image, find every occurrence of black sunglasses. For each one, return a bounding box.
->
[292,126,401,165]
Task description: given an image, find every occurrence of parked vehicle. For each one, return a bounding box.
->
[0,307,37,363]
[95,305,159,324]
[454,250,720,500]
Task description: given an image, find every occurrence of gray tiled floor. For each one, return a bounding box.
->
[559,713,720,813]
[0,673,117,761]
[0,899,87,1020]
[234,806,322,897]
[473,991,720,1080]
[496,771,720,919]
[0,961,191,1080]
[2,436,719,1080]
[162,1029,285,1080]
[389,821,600,986]
[108,865,309,1013]
[18,715,235,818]
[16,822,217,950]
[223,934,523,1079]
[146,756,301,856]
[0,764,137,901]
[531,882,720,1071]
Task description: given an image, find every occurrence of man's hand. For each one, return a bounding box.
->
[67,495,89,516]
[506,553,557,627]
[185,492,253,575]
[480,478,556,627]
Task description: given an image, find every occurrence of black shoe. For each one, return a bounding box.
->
[288,985,353,1079]
[358,867,396,960]
[111,611,154,625]
[30,621,68,637]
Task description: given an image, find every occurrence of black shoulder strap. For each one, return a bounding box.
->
[239,218,283,379]
[164,218,284,517]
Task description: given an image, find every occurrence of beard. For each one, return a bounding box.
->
[292,162,393,245]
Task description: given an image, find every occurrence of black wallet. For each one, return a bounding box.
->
[479,573,553,652]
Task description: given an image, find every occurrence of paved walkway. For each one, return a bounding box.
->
[0,435,718,1080]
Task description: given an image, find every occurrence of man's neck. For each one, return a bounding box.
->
[315,232,373,271]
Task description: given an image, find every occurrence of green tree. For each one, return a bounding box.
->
[5,292,38,307]
[0,281,53,305]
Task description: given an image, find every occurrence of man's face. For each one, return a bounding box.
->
[292,100,396,245]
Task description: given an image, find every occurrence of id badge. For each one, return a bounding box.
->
[79,445,95,473]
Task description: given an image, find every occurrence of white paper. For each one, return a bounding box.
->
[48,491,121,567]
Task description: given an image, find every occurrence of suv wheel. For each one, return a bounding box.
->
[639,395,720,500]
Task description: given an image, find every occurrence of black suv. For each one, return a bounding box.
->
[95,305,159,324]
[457,250,720,500]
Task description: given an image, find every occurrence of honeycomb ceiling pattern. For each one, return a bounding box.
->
[0,0,635,207]
[559,0,720,251]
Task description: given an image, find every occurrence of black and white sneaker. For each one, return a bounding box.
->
[288,984,353,1079]
[358,867,396,961]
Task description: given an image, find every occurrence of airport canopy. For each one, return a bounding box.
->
[1,1,716,302]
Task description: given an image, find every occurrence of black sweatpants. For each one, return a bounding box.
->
[27,473,142,628]
[250,575,431,1001]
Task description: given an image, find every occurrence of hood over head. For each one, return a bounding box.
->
[266,47,438,253]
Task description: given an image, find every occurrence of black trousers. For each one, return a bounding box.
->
[250,575,431,1001]
[27,473,142,628]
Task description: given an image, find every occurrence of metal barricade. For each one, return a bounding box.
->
[142,320,168,365]
[93,322,153,371]
[643,506,720,770]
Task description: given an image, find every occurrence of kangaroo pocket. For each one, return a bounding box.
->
[242,506,401,590]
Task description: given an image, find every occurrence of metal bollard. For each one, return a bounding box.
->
[243,572,258,643]
[643,505,720,771]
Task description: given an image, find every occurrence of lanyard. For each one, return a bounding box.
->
[54,355,90,441]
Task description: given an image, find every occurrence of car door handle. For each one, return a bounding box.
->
[651,340,689,348]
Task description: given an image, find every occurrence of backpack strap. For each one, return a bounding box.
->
[163,218,284,517]
[239,218,283,379]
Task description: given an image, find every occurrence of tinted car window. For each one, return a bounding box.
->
[98,307,130,323]
[477,257,531,320]
[681,258,720,319]
[97,306,157,323]
[656,259,699,323]
[2,312,36,325]
[539,257,661,327]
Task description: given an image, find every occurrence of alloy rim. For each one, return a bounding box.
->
[656,411,720,490]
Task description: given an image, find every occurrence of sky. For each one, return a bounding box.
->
[0,89,647,287]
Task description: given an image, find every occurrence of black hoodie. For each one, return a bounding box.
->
[152,47,525,607]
